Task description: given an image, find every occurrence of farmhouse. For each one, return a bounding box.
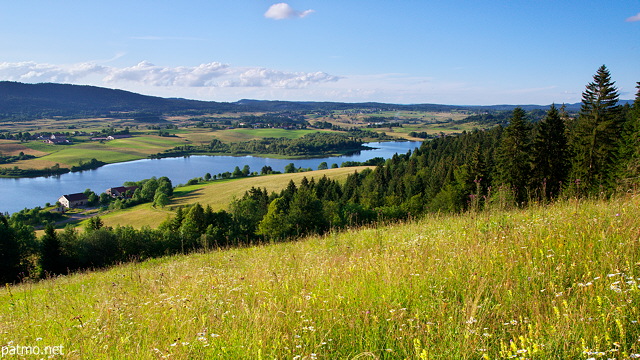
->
[58,193,88,208]
[44,134,70,144]
[106,186,138,199]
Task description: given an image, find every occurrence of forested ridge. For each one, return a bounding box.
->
[1,66,639,283]
[1,81,608,121]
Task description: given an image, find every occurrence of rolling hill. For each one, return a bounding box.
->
[2,81,627,121]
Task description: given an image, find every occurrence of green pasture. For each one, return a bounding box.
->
[10,136,188,168]
[101,136,186,151]
[98,166,373,229]
[216,128,316,142]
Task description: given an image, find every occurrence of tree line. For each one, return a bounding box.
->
[1,65,638,283]
[150,132,367,158]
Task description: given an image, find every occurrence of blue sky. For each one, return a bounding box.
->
[0,1,638,105]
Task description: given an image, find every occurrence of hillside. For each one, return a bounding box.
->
[0,81,237,118]
[1,81,618,121]
[97,166,373,229]
[2,195,639,359]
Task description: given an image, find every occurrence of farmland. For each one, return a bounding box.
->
[0,108,483,175]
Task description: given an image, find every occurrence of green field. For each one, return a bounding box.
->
[1,136,187,169]
[209,128,318,143]
[98,166,373,229]
[2,195,639,359]
[1,110,484,173]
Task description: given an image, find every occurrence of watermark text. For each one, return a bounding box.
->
[1,344,64,358]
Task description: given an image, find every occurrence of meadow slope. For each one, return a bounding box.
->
[98,166,373,229]
[1,195,639,359]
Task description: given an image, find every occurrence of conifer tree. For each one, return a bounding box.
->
[568,65,622,192]
[0,215,21,283]
[621,82,640,182]
[39,223,63,276]
[531,104,569,199]
[496,107,532,204]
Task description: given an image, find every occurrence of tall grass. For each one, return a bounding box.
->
[1,195,639,359]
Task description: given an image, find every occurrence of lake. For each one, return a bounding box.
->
[0,141,422,215]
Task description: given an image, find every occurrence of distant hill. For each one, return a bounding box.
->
[0,82,237,119]
[0,81,633,121]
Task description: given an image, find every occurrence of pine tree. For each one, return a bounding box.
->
[39,223,63,276]
[0,215,21,283]
[621,82,640,182]
[496,107,532,204]
[568,65,622,192]
[531,104,569,199]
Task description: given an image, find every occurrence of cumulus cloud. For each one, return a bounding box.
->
[103,61,230,87]
[0,61,108,83]
[264,3,314,20]
[626,12,640,22]
[0,61,339,89]
[222,68,338,88]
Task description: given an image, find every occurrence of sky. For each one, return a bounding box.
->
[0,1,638,105]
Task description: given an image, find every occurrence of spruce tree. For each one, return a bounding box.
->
[496,107,532,204]
[531,104,569,199]
[621,82,640,182]
[0,215,21,283]
[39,223,63,276]
[568,65,622,192]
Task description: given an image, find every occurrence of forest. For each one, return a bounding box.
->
[1,65,639,283]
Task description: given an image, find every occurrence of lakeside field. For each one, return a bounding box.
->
[97,166,373,229]
[0,136,187,170]
[3,194,639,359]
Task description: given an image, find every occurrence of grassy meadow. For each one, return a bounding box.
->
[98,167,373,229]
[0,136,187,170]
[2,194,639,359]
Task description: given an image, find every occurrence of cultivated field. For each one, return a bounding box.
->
[2,195,639,359]
[1,110,480,173]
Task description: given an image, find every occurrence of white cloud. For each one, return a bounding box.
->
[264,3,314,20]
[626,12,640,22]
[222,68,339,88]
[0,61,108,83]
[0,60,339,90]
[103,61,230,87]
